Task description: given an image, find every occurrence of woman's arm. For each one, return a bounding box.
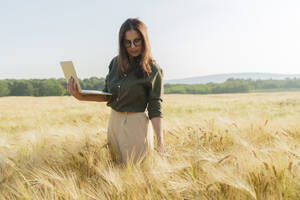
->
[151,117,164,152]
[77,94,109,102]
[66,77,109,102]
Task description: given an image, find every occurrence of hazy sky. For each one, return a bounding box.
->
[1,0,300,80]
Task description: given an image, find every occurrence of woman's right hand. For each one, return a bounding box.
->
[65,77,82,100]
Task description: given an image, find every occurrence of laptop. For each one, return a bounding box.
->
[60,61,112,96]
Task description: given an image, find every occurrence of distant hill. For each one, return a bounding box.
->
[165,73,300,84]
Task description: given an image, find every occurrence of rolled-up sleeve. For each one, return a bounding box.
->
[147,67,163,119]
[103,75,109,93]
[103,58,115,92]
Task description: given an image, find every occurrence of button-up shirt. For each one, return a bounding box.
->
[103,56,163,119]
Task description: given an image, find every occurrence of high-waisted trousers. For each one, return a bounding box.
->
[107,109,154,164]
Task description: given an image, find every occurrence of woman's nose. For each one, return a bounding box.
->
[130,42,136,48]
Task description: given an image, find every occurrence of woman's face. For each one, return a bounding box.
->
[124,29,143,59]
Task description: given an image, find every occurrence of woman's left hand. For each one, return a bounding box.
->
[157,142,170,157]
[157,141,165,153]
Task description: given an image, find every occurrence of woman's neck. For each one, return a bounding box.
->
[129,55,134,62]
[129,55,141,62]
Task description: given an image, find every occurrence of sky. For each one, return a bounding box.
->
[1,0,300,80]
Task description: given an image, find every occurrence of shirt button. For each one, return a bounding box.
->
[117,98,119,101]
[124,74,127,77]
[118,85,120,88]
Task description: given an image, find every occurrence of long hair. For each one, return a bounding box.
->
[117,18,152,78]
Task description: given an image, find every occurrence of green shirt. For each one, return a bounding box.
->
[103,56,163,119]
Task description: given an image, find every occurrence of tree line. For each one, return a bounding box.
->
[0,77,105,97]
[164,78,300,94]
[1,77,300,97]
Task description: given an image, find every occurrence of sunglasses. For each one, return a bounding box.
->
[123,38,143,48]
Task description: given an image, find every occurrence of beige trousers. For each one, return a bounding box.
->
[107,109,154,164]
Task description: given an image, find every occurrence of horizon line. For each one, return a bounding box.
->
[1,72,300,81]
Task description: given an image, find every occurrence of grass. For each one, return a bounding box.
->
[0,92,300,199]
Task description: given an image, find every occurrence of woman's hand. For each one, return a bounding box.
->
[64,77,109,102]
[157,141,169,157]
[65,77,82,100]
[157,141,165,153]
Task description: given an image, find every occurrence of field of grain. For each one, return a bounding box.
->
[0,92,300,199]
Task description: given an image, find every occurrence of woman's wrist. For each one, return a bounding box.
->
[72,93,83,101]
[157,136,163,144]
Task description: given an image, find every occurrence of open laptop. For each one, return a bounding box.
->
[60,61,112,96]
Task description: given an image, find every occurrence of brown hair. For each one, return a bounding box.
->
[117,18,152,77]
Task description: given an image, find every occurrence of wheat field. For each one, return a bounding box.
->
[0,92,300,199]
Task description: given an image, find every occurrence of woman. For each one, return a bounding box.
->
[67,18,164,164]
